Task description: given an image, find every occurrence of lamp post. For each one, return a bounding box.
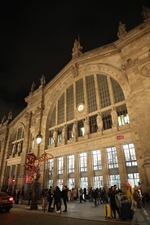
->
[30,131,42,210]
[36,131,43,157]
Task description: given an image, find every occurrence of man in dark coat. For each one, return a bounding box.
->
[62,185,68,212]
[48,186,54,212]
[53,186,62,213]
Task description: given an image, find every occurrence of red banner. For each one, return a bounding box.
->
[116,135,124,140]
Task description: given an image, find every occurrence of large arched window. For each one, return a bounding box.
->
[48,74,129,144]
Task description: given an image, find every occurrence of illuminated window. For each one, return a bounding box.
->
[123,143,137,166]
[106,147,118,169]
[92,150,102,170]
[57,157,63,175]
[68,155,74,173]
[80,152,87,172]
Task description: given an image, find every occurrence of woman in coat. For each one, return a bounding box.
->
[108,185,121,219]
[53,186,62,213]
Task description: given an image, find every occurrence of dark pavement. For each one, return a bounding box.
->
[11,199,150,225]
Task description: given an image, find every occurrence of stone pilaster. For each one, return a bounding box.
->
[87,151,93,188]
[63,155,67,185]
[74,153,79,189]
[17,112,32,190]
[116,144,127,192]
[101,147,109,191]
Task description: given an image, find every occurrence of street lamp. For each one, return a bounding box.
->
[30,131,42,210]
[36,131,43,156]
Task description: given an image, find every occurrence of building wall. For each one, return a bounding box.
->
[0,17,150,197]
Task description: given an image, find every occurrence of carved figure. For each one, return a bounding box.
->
[111,108,118,126]
[72,39,83,53]
[96,112,103,131]
[1,115,6,125]
[12,144,16,156]
[72,121,77,138]
[141,5,150,19]
[53,128,58,143]
[117,21,127,38]
[84,117,90,135]
[40,74,46,86]
[8,110,12,120]
[31,82,35,92]
[62,125,66,140]
[17,141,22,154]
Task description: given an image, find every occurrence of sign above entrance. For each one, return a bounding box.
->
[116,135,124,140]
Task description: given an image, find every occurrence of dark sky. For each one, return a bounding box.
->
[0,1,150,121]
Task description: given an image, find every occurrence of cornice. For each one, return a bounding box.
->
[115,22,150,56]
[122,54,150,70]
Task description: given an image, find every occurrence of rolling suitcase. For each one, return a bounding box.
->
[120,200,133,220]
[48,199,54,212]
[104,204,112,218]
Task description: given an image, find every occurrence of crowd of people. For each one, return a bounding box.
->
[5,182,150,224]
[39,183,150,224]
[39,186,111,213]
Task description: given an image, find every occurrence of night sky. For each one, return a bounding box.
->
[0,1,150,121]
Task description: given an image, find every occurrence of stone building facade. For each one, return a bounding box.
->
[0,11,150,197]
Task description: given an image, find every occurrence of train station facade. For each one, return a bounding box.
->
[0,13,150,197]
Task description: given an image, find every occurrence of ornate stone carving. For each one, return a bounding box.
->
[122,34,150,55]
[124,58,139,69]
[141,63,150,77]
[71,64,78,77]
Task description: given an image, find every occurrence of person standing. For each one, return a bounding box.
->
[62,185,68,212]
[131,186,150,225]
[108,185,121,219]
[83,187,87,201]
[48,186,54,212]
[53,186,62,213]
[79,188,85,203]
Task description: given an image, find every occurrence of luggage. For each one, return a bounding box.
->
[48,199,54,212]
[120,200,133,220]
[49,207,54,212]
[104,204,112,218]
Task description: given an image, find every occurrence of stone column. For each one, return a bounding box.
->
[17,112,32,190]
[74,153,79,190]
[87,151,93,188]
[116,144,127,192]
[52,158,57,186]
[63,156,67,185]
[101,147,109,191]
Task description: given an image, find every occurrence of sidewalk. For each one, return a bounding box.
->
[13,199,150,223]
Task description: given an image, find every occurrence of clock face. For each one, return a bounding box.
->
[78,104,84,112]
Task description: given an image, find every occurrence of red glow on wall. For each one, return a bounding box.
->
[116,135,124,140]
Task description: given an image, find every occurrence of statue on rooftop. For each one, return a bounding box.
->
[31,82,35,93]
[117,21,127,39]
[8,110,12,121]
[141,5,150,19]
[40,74,46,86]
[1,115,6,125]
[72,39,83,53]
